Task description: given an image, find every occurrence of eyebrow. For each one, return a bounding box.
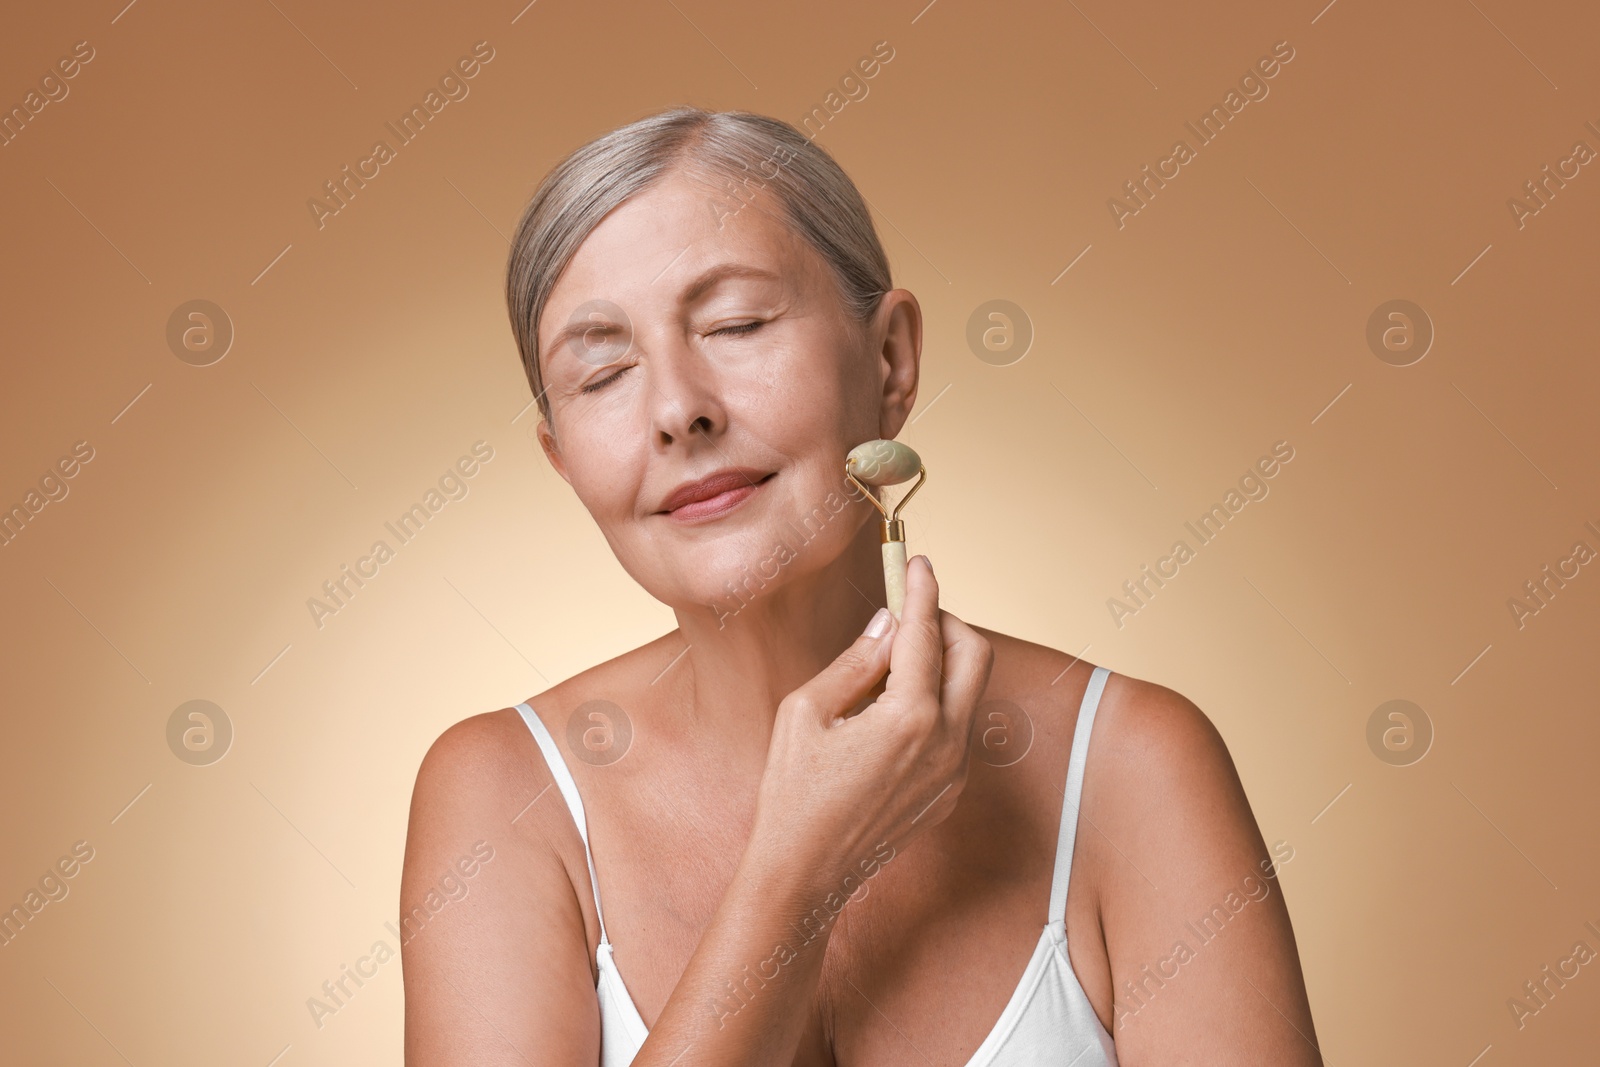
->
[679,262,782,303]
[540,263,783,366]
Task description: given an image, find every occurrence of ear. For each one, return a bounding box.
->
[536,419,572,484]
[873,289,922,439]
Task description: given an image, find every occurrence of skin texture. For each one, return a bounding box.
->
[400,166,1323,1065]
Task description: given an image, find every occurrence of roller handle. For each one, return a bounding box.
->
[882,539,908,618]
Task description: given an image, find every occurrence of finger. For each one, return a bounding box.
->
[885,556,944,705]
[935,612,994,730]
[783,607,897,727]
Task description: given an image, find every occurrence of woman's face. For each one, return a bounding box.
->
[534,166,919,617]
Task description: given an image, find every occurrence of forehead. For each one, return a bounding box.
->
[537,168,833,361]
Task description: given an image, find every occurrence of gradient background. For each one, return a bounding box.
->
[2,0,1597,1063]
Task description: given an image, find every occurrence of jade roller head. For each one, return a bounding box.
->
[844,439,926,618]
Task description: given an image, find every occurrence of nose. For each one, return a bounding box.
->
[643,328,726,450]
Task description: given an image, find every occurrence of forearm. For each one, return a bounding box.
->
[631,834,840,1067]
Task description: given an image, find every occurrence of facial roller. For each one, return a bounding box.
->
[844,439,926,619]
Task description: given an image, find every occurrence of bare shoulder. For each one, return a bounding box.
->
[967,630,1319,1059]
[1079,671,1320,1060]
[966,628,1238,807]
[1090,673,1240,810]
[409,628,684,815]
[1050,664,1270,906]
[404,704,576,879]
[974,631,1252,862]
[400,689,636,1063]
[411,706,545,805]
[401,705,584,940]
[403,630,687,899]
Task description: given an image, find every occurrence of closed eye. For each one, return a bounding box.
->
[579,365,631,394]
[582,322,763,391]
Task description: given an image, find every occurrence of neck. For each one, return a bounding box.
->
[666,518,888,762]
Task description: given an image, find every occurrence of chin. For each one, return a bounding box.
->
[651,494,863,620]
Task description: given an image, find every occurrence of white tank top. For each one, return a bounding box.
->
[515,665,1119,1066]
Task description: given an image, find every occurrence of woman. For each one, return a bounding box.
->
[400,106,1322,1066]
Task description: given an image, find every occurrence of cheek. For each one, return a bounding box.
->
[734,331,865,440]
[745,346,833,428]
[563,429,645,517]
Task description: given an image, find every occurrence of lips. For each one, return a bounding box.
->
[658,468,773,522]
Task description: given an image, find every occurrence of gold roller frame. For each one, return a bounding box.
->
[844,459,926,619]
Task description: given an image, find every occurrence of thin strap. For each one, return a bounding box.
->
[514,703,612,945]
[1048,666,1111,923]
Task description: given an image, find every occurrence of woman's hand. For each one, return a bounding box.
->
[754,555,995,897]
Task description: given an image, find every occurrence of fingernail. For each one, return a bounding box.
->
[864,607,891,639]
[922,555,934,577]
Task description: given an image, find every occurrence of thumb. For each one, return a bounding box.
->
[784,608,898,727]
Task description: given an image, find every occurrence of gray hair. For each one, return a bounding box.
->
[504,106,893,422]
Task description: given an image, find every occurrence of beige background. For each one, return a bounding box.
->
[2,0,1597,1063]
